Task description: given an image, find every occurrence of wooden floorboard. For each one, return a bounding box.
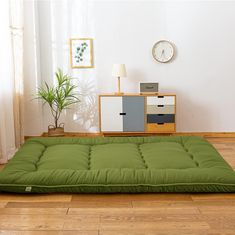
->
[0,194,72,202]
[0,137,235,234]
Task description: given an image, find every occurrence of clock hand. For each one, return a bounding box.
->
[161,49,165,59]
[161,49,166,60]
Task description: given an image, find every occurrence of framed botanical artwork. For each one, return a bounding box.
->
[70,38,93,68]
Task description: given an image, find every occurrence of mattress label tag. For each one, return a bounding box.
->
[25,186,32,192]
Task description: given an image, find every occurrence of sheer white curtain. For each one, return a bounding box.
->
[0,0,98,162]
[10,0,24,146]
[50,0,98,132]
[23,0,98,135]
[0,0,24,163]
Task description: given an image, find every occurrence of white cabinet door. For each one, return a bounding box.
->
[100,96,123,132]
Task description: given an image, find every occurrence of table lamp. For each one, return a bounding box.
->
[112,64,126,95]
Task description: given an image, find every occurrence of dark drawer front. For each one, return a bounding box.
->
[147,114,175,123]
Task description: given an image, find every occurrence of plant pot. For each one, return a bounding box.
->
[48,124,65,137]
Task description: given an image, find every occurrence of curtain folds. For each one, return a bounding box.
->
[0,0,24,163]
[10,0,24,147]
[23,0,98,134]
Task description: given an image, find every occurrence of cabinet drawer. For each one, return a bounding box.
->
[147,105,175,114]
[147,96,175,105]
[147,123,175,133]
[147,114,175,123]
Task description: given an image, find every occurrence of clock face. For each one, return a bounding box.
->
[152,40,174,63]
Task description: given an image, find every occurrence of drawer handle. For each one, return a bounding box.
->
[119,112,126,115]
[157,105,164,107]
[157,123,164,125]
[146,86,154,89]
[157,114,164,116]
[158,96,164,98]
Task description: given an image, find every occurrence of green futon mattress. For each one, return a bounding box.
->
[0,136,235,193]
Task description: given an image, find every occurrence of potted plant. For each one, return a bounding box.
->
[36,69,80,136]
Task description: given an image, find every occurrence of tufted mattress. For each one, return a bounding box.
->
[0,136,235,193]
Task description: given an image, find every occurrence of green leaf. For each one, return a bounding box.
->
[35,68,80,127]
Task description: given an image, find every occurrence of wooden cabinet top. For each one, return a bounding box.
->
[99,93,176,97]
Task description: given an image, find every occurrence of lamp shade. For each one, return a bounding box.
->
[112,64,127,77]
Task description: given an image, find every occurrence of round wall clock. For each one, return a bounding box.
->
[152,40,175,63]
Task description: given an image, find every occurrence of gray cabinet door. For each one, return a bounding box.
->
[123,96,145,132]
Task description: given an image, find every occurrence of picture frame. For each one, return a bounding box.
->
[70,38,93,68]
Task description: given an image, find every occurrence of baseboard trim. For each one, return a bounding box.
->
[24,132,101,140]
[23,132,235,139]
[41,132,102,137]
[173,132,235,137]
[102,132,235,137]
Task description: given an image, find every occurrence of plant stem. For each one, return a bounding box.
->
[55,117,58,128]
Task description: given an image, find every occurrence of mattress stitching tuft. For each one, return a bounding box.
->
[137,144,148,169]
[88,145,92,170]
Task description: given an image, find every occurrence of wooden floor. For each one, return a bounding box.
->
[0,137,235,234]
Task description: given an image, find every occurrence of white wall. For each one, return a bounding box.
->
[24,0,235,135]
